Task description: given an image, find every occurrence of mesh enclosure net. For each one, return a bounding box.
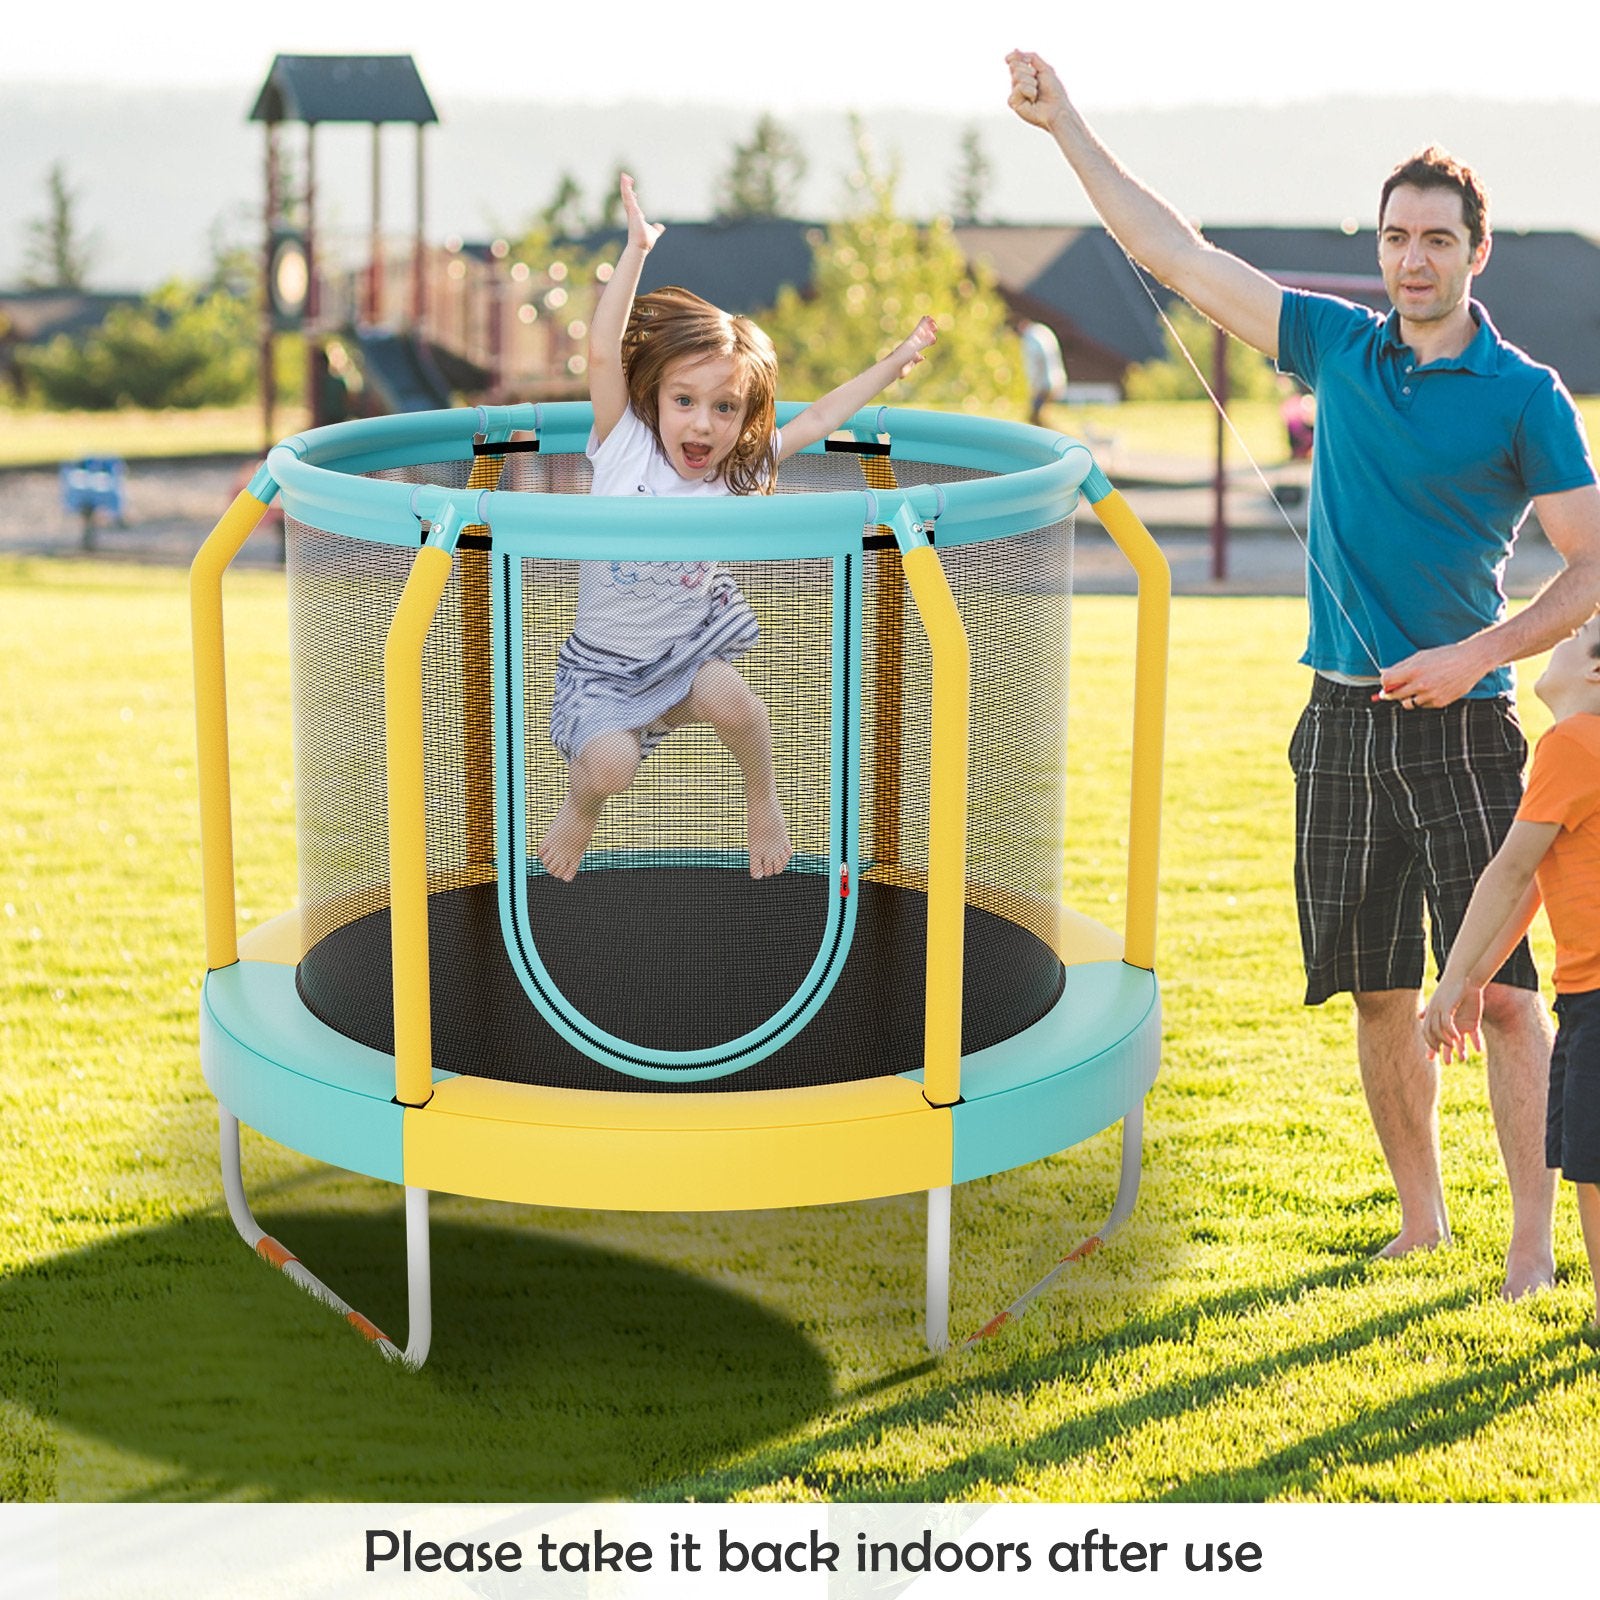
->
[290,445,1074,1092]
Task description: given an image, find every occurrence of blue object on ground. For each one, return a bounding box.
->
[60,457,128,548]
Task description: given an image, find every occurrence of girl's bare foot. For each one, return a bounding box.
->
[540,731,640,880]
[538,797,603,881]
[747,786,792,879]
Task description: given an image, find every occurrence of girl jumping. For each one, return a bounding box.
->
[537,174,937,882]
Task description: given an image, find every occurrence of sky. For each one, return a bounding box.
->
[7,0,1597,287]
[7,0,1598,113]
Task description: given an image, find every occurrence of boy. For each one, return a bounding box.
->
[1424,611,1600,1322]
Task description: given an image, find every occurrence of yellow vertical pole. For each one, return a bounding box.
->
[1086,486,1169,970]
[897,516,969,1110]
[191,486,273,971]
[386,542,454,1108]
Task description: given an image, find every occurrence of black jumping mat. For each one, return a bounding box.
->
[297,871,1064,1094]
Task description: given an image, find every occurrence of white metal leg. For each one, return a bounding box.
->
[960,1100,1146,1350]
[218,1107,432,1367]
[926,1184,951,1354]
[403,1186,432,1367]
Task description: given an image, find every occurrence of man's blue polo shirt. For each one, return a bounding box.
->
[1277,290,1595,697]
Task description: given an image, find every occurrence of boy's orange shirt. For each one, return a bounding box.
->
[1517,711,1600,993]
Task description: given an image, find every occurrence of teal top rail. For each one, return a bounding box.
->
[265,403,1098,560]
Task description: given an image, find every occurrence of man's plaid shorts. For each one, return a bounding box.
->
[1287,675,1538,1005]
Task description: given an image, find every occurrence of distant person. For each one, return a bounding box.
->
[1279,380,1315,461]
[1018,317,1068,424]
[1008,49,1600,1297]
[1424,609,1600,1328]
[537,174,937,882]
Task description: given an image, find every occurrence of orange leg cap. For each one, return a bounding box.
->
[346,1311,391,1344]
[256,1237,298,1270]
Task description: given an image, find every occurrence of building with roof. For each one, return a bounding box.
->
[0,290,141,396]
[555,218,1600,395]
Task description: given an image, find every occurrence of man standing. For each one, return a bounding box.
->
[1007,51,1600,1295]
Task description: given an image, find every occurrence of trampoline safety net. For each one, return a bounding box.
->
[287,446,1074,1092]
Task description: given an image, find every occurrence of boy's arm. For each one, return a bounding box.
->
[589,174,664,447]
[1006,50,1282,358]
[1421,820,1556,1061]
[776,317,937,461]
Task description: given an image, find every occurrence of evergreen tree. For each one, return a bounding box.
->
[950,125,993,224]
[23,163,95,291]
[715,116,807,219]
[541,172,586,238]
[760,122,1027,417]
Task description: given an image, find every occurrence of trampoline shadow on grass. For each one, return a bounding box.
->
[11,1202,834,1502]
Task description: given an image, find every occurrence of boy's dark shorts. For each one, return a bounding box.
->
[1548,988,1600,1184]
[1287,678,1538,1005]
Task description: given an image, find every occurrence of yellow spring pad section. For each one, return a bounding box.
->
[404,1073,953,1211]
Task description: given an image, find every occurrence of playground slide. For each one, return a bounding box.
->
[345,328,454,413]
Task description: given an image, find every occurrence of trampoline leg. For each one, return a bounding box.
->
[926,1185,951,1354]
[403,1186,432,1368]
[1102,1100,1145,1240]
[960,1099,1147,1349]
[218,1107,433,1368]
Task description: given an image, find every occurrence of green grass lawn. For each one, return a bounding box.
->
[3,553,1597,1504]
[4,396,1596,475]
[1044,396,1600,471]
[0,403,311,468]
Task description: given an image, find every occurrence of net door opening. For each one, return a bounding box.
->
[492,549,864,1081]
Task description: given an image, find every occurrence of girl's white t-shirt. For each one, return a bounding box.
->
[575,406,773,659]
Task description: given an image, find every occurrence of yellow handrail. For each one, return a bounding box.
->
[191,486,274,971]
[386,544,454,1108]
[899,531,970,1110]
[1085,485,1170,971]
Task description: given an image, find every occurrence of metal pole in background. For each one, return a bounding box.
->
[413,125,427,335]
[368,122,383,326]
[1210,321,1230,582]
[261,123,279,452]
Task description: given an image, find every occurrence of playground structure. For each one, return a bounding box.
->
[251,55,596,443]
[192,402,1170,1366]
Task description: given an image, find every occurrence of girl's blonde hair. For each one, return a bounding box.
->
[621,286,780,495]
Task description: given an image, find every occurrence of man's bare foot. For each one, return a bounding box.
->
[538,797,602,882]
[747,787,792,879]
[1501,1246,1556,1301]
[1374,1227,1451,1261]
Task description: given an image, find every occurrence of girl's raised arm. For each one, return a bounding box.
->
[777,316,937,460]
[589,174,664,446]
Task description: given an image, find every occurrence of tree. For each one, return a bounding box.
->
[1122,300,1279,402]
[23,163,95,291]
[759,121,1027,417]
[540,172,587,238]
[204,205,259,298]
[18,280,255,409]
[714,115,808,219]
[949,125,993,224]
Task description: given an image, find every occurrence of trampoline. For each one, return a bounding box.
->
[193,400,1169,1366]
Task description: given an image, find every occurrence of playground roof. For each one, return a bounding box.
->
[249,56,438,126]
